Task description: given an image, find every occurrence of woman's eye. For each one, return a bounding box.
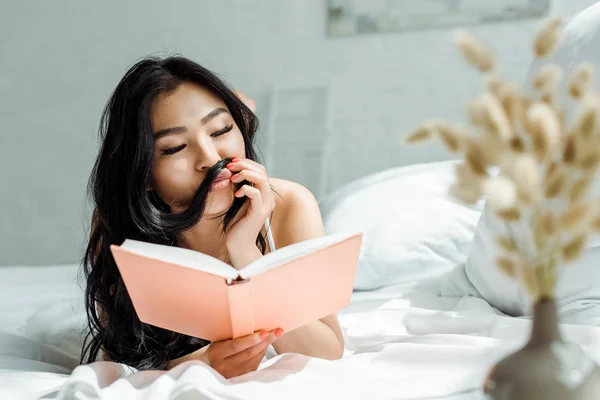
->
[160,144,186,156]
[211,124,233,137]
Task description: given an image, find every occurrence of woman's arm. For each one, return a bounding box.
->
[227,181,344,360]
[270,183,344,359]
[173,179,345,370]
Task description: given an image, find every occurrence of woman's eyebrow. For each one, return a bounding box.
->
[154,108,229,139]
[154,126,187,140]
[201,107,228,125]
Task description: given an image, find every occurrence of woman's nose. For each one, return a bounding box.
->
[192,135,221,171]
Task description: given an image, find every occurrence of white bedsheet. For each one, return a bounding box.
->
[2,265,600,400]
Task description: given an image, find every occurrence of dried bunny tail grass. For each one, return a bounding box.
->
[454,125,472,145]
[547,160,558,176]
[480,134,508,166]
[453,29,496,72]
[434,121,468,153]
[592,214,600,231]
[466,98,485,126]
[517,190,537,205]
[533,64,563,91]
[451,162,485,204]
[481,93,513,141]
[578,143,600,170]
[496,256,517,278]
[496,207,521,222]
[569,174,593,203]
[544,164,568,198]
[534,16,562,58]
[501,83,525,132]
[540,210,557,235]
[510,154,540,198]
[560,201,593,231]
[569,62,595,99]
[527,102,561,161]
[449,182,481,205]
[540,91,556,107]
[509,136,526,153]
[562,134,577,164]
[562,234,587,261]
[592,200,600,231]
[483,176,518,210]
[464,139,489,176]
[497,236,518,253]
[535,259,558,299]
[573,95,600,138]
[486,72,504,98]
[521,263,540,298]
[405,122,436,144]
[455,161,484,183]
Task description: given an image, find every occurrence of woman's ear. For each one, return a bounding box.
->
[234,90,256,112]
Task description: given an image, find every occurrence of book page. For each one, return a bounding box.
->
[238,231,360,279]
[246,232,361,339]
[121,240,239,279]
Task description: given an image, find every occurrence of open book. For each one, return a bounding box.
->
[110,231,362,342]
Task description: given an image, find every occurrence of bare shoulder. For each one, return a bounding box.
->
[267,178,324,248]
[269,178,318,210]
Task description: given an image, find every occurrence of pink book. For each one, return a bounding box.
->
[109,232,362,342]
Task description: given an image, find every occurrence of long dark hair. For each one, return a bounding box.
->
[81,56,266,370]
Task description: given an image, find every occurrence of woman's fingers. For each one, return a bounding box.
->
[232,170,273,205]
[207,329,284,378]
[230,169,267,187]
[224,332,276,364]
[226,158,267,175]
[210,330,269,359]
[234,184,261,201]
[234,349,268,375]
[229,162,274,214]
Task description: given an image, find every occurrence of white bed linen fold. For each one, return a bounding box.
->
[2,265,600,400]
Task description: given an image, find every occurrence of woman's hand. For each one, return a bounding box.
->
[225,158,275,267]
[169,329,283,378]
[207,329,282,378]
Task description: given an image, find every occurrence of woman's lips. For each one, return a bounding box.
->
[211,169,233,192]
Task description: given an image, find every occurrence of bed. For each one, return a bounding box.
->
[3,161,600,400]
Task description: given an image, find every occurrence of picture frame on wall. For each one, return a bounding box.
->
[327,0,553,37]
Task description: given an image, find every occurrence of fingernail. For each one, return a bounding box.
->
[234,190,241,196]
[231,174,239,181]
[260,331,269,340]
[226,163,234,168]
[275,329,284,338]
[232,158,241,162]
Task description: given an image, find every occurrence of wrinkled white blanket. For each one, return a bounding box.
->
[2,265,600,400]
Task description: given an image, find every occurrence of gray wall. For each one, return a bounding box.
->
[1,0,597,266]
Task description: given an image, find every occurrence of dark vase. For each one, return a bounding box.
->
[484,299,600,399]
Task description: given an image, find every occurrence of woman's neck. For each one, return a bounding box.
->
[176,216,229,261]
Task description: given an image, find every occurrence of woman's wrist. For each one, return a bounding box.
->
[168,345,210,370]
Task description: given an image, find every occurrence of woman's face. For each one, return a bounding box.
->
[150,82,246,216]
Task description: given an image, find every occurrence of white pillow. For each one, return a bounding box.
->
[319,161,483,291]
[441,3,600,322]
[441,200,600,321]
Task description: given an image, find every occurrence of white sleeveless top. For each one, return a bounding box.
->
[265,217,276,252]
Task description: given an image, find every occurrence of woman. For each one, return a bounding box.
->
[81,56,344,378]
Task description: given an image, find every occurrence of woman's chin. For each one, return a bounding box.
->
[204,190,235,215]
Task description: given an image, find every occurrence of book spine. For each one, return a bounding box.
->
[226,278,254,338]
